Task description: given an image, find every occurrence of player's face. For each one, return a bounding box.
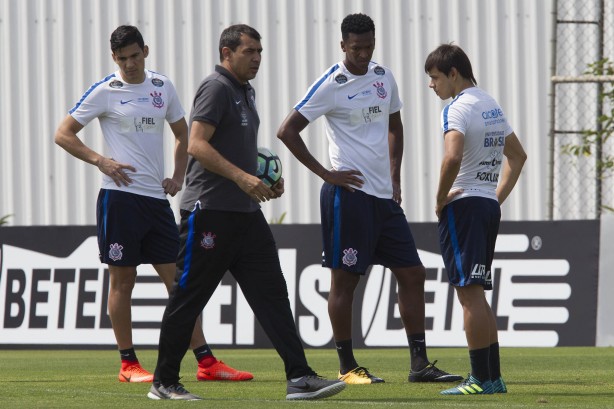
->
[225,35,262,84]
[112,43,149,84]
[427,68,454,100]
[341,31,375,75]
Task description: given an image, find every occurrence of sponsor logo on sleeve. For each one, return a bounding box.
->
[374,66,385,75]
[335,74,348,84]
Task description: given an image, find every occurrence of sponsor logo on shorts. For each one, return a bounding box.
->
[469,264,492,285]
[109,243,124,261]
[342,248,358,266]
[201,232,216,249]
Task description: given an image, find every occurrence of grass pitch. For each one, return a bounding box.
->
[2,347,614,408]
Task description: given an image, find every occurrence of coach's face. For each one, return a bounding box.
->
[112,42,149,84]
[224,34,262,84]
[341,31,375,76]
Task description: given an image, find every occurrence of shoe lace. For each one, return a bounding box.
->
[169,383,188,393]
[425,360,447,375]
[128,364,151,376]
[211,361,236,372]
[459,374,477,387]
[304,373,325,380]
[352,367,371,377]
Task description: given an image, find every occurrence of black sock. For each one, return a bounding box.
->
[193,344,215,365]
[119,347,138,363]
[489,342,501,380]
[469,347,490,382]
[408,333,428,371]
[335,339,358,374]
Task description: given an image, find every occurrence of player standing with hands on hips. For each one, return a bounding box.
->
[424,44,527,395]
[54,25,252,384]
[277,13,462,385]
[148,24,346,401]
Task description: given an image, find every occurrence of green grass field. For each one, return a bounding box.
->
[3,347,614,408]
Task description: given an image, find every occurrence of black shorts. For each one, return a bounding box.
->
[320,183,422,274]
[96,189,179,266]
[438,196,501,289]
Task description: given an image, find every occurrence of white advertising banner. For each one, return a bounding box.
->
[0,222,600,348]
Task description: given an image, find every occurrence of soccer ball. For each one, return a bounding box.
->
[256,147,282,187]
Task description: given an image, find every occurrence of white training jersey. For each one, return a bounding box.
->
[441,86,514,202]
[69,69,185,199]
[295,61,403,198]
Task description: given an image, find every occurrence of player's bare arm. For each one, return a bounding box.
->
[388,111,404,204]
[277,110,364,192]
[188,120,274,203]
[497,132,527,205]
[54,114,136,187]
[162,118,189,197]
[435,129,464,218]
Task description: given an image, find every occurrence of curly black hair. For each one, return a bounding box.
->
[341,13,375,40]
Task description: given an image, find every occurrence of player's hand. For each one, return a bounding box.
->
[435,189,464,219]
[270,177,285,199]
[162,177,183,197]
[324,169,364,192]
[392,181,402,205]
[98,157,136,187]
[238,174,275,203]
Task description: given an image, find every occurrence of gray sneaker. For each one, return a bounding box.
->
[147,383,202,400]
[286,374,346,400]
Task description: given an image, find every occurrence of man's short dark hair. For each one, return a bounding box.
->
[424,44,478,86]
[218,24,262,62]
[341,13,375,40]
[110,25,145,53]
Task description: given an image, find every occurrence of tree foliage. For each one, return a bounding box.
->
[562,58,614,211]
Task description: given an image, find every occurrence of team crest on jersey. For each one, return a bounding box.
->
[335,74,348,84]
[109,80,123,88]
[342,248,358,267]
[373,81,387,99]
[151,78,164,87]
[150,91,164,108]
[200,232,216,249]
[374,66,385,75]
[108,243,124,261]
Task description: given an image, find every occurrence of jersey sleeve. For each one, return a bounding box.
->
[163,78,186,124]
[69,79,110,126]
[442,101,469,135]
[503,120,514,137]
[388,72,403,114]
[294,69,336,123]
[191,79,228,126]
